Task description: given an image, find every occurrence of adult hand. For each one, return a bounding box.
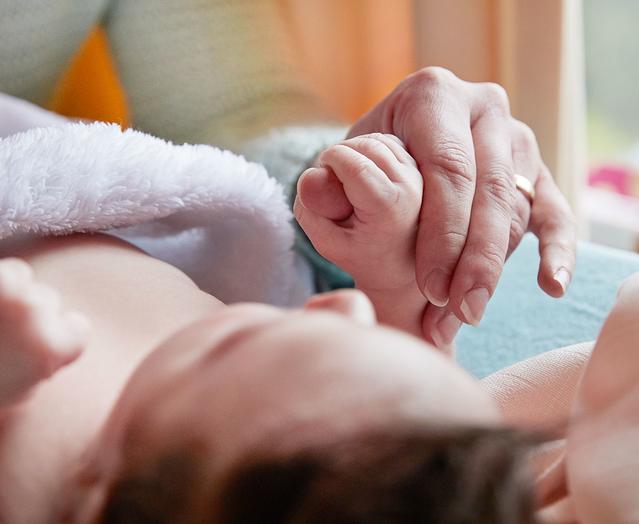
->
[346,67,576,345]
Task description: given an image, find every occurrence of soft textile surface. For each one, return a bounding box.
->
[457,234,639,377]
[0,122,312,306]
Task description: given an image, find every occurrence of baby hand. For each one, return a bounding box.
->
[294,133,423,293]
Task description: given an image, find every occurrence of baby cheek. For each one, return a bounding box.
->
[568,390,639,523]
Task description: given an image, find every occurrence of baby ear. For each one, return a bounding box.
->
[575,272,639,417]
[297,167,352,221]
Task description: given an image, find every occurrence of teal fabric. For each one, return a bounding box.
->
[457,235,639,378]
[293,219,355,292]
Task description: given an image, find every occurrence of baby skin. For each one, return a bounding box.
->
[0,258,89,407]
[0,134,479,522]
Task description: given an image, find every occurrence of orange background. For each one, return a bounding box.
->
[50,28,130,127]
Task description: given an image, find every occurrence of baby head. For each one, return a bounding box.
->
[63,290,536,523]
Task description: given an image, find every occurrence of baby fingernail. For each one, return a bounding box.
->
[460,287,490,326]
[300,167,317,180]
[432,313,462,348]
[423,269,450,307]
[553,267,571,294]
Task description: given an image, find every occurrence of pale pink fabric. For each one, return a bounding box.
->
[481,274,639,523]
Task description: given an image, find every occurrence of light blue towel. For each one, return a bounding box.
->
[457,234,639,378]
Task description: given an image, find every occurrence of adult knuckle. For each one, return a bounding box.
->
[425,229,468,259]
[539,216,576,245]
[413,66,456,87]
[482,82,510,114]
[541,238,575,259]
[509,212,528,246]
[512,119,537,147]
[394,69,461,132]
[483,166,515,212]
[429,142,475,191]
[440,229,467,245]
[472,240,505,273]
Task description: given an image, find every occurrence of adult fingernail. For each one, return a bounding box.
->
[553,267,571,294]
[423,269,450,307]
[432,312,462,348]
[460,287,490,326]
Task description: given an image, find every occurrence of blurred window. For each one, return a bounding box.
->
[585,0,639,250]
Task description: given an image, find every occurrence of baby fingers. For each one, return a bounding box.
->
[297,166,353,221]
[318,143,400,218]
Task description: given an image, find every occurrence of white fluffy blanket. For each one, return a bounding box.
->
[0,122,310,306]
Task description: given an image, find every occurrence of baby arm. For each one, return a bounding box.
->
[0,258,89,409]
[294,134,435,343]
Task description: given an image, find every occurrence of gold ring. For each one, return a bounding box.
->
[514,174,535,203]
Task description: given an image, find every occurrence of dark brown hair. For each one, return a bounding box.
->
[97,426,538,524]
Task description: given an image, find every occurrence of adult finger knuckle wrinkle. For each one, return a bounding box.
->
[509,215,527,247]
[429,143,475,192]
[473,241,505,273]
[440,229,468,246]
[427,230,468,257]
[483,167,515,213]
[544,238,575,258]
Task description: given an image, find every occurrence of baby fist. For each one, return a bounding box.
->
[294,133,423,292]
